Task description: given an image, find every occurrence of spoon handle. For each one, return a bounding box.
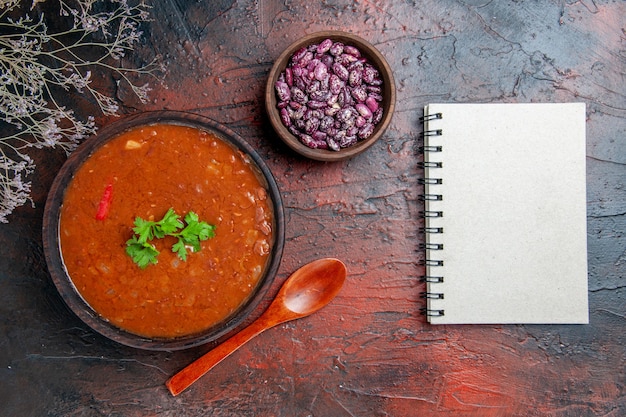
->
[166,313,277,396]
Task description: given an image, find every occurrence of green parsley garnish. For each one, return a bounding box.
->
[125,208,216,269]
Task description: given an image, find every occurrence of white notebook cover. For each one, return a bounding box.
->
[423,103,588,324]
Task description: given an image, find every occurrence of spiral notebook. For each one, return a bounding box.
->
[421,103,588,324]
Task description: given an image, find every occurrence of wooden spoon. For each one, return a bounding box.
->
[166,258,347,396]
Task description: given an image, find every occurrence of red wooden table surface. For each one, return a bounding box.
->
[1,1,624,416]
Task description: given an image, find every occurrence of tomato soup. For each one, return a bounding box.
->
[59,124,274,339]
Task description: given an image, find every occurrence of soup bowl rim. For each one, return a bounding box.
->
[42,110,285,351]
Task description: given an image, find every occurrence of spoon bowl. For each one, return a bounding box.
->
[281,258,346,315]
[166,258,347,396]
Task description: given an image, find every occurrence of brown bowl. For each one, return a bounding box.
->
[266,31,396,162]
[43,111,285,351]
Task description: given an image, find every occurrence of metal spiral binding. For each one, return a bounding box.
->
[419,243,443,250]
[419,130,442,139]
[419,226,443,234]
[418,178,442,185]
[419,112,443,122]
[418,112,443,138]
[419,210,443,218]
[420,307,445,317]
[418,145,442,153]
[419,111,445,318]
[417,161,442,169]
[421,194,442,201]
[420,275,443,283]
[420,291,444,299]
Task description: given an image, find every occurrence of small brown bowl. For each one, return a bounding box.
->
[43,111,285,351]
[266,31,396,162]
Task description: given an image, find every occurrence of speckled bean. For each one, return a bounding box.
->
[355,103,373,119]
[358,123,375,139]
[332,62,349,81]
[351,85,367,103]
[365,96,379,112]
[329,42,344,56]
[344,45,361,57]
[280,108,290,127]
[317,38,333,54]
[275,81,290,102]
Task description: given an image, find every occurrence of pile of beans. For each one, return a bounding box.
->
[274,38,384,151]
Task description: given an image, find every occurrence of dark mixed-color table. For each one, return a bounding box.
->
[2,1,624,416]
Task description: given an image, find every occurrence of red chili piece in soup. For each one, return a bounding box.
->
[59,124,274,339]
